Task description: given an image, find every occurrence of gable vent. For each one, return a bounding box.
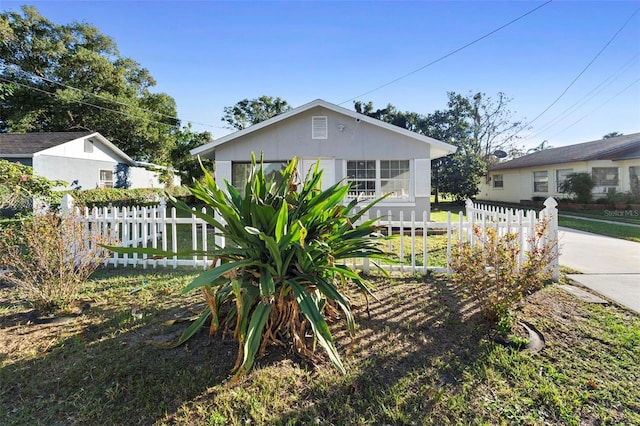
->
[312,116,328,139]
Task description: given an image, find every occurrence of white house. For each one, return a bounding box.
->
[191,99,456,219]
[478,133,640,203]
[0,131,180,190]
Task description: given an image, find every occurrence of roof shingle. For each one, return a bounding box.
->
[0,132,92,155]
[490,133,640,171]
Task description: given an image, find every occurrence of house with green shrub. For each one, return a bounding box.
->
[0,132,180,190]
[478,132,640,204]
[191,99,456,220]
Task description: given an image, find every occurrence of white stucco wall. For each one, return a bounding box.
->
[211,106,436,219]
[38,136,124,163]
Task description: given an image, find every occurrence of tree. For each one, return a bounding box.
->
[170,125,213,183]
[222,96,292,130]
[560,172,595,204]
[603,131,623,139]
[527,140,553,154]
[458,91,525,161]
[0,6,180,164]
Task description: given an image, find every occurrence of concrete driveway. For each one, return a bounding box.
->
[559,227,640,313]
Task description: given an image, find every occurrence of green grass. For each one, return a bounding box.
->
[1,268,638,425]
[559,209,640,226]
[559,216,640,242]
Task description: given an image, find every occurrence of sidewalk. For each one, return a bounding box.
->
[559,227,640,313]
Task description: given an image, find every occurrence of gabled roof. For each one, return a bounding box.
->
[0,131,136,165]
[0,131,92,155]
[191,98,457,159]
[490,132,640,171]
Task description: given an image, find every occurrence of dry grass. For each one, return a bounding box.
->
[1,268,639,425]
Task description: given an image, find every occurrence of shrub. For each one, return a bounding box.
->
[560,172,595,204]
[0,211,114,313]
[60,187,165,209]
[110,155,392,379]
[0,159,64,216]
[450,219,557,330]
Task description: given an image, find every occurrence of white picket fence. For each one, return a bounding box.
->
[68,195,559,279]
[351,197,558,279]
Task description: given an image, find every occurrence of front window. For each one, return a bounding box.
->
[232,162,288,197]
[630,166,640,194]
[592,167,619,187]
[99,170,113,189]
[346,160,410,200]
[493,174,504,189]
[533,171,548,193]
[556,169,573,192]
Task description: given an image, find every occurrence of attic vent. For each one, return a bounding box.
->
[84,139,94,153]
[312,116,328,139]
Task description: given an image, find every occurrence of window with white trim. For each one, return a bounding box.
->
[533,171,548,193]
[630,166,640,193]
[99,170,113,188]
[346,160,410,200]
[556,169,573,192]
[312,116,328,139]
[493,174,504,189]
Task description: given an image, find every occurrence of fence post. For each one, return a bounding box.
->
[543,197,559,281]
[61,193,75,218]
[465,199,474,221]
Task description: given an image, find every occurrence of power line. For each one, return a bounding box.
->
[528,54,639,139]
[0,61,226,130]
[545,77,640,138]
[0,75,187,130]
[338,0,553,106]
[518,6,640,135]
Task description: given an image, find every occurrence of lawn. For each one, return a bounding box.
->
[1,268,638,425]
[559,216,640,243]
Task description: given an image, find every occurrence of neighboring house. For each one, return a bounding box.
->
[478,133,640,203]
[191,99,456,219]
[0,131,180,190]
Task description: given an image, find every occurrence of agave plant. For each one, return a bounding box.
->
[112,154,393,378]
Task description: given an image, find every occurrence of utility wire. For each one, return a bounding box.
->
[338,0,553,106]
[517,6,640,135]
[529,53,639,139]
[546,77,640,138]
[0,61,226,130]
[0,76,189,130]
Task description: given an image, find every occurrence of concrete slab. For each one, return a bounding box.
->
[567,274,640,313]
[559,228,640,274]
[557,284,608,304]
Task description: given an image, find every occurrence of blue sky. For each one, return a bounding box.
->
[2,0,639,149]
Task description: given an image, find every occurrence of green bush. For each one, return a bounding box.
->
[61,186,192,209]
[450,220,557,331]
[0,159,64,216]
[560,172,595,204]
[606,190,640,207]
[110,155,393,379]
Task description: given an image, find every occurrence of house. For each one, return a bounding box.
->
[478,133,640,203]
[0,131,180,190]
[191,99,457,219]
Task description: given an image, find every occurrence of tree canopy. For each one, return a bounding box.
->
[0,6,203,166]
[353,92,522,201]
[222,96,292,130]
[603,131,623,139]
